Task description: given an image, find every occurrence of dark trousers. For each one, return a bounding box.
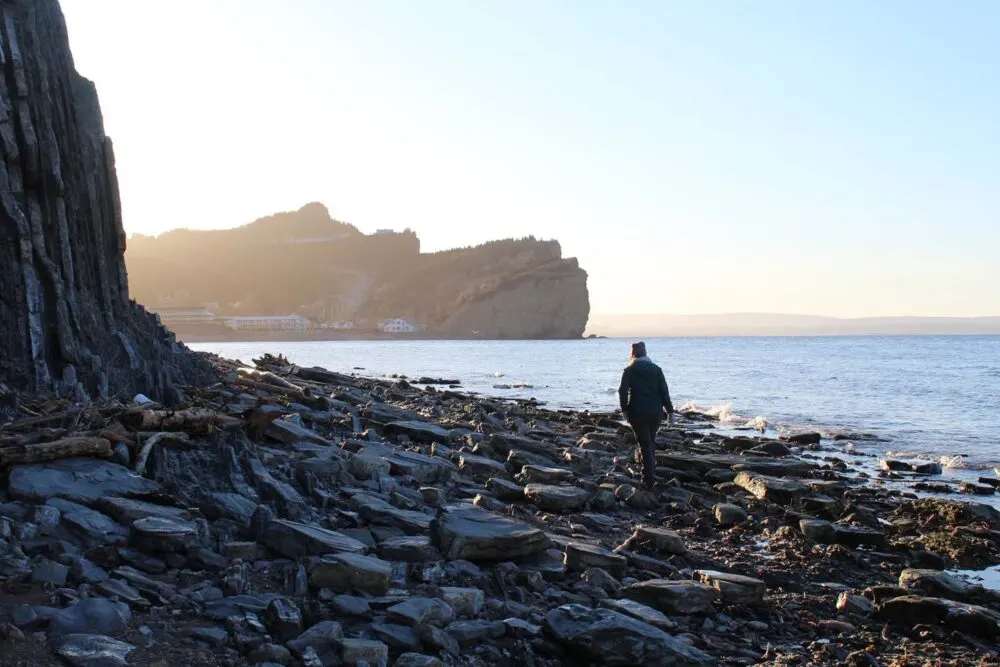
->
[629,413,662,487]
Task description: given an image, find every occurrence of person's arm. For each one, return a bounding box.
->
[659,368,674,422]
[618,367,630,420]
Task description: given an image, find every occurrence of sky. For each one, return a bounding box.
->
[59,0,1000,318]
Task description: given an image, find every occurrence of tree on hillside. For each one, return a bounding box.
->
[0,0,212,403]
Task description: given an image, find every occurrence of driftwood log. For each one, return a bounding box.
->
[0,435,111,466]
[0,0,214,403]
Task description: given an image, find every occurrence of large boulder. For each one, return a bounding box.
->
[49,598,131,638]
[544,604,715,666]
[430,506,550,561]
[733,471,806,503]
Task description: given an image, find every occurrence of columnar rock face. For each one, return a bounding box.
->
[0,0,213,401]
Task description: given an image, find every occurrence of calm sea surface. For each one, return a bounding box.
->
[191,336,1000,470]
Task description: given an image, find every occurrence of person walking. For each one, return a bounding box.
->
[618,341,674,488]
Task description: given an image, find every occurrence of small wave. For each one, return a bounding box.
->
[679,402,769,432]
[940,455,967,469]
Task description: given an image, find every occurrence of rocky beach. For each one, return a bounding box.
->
[0,353,997,667]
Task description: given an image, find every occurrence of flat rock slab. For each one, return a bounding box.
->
[350,493,432,534]
[378,535,443,563]
[601,599,676,631]
[97,497,190,525]
[734,470,807,503]
[899,569,981,602]
[459,454,508,478]
[519,465,574,484]
[341,638,390,665]
[387,597,456,627]
[657,453,816,477]
[385,421,452,443]
[383,451,456,483]
[833,525,887,548]
[54,634,135,667]
[489,433,558,458]
[695,570,767,603]
[623,579,717,614]
[267,418,332,445]
[45,499,127,548]
[485,477,525,501]
[309,553,392,595]
[263,519,368,558]
[9,458,160,505]
[564,542,627,576]
[130,516,201,553]
[545,604,714,667]
[523,483,591,512]
[630,526,686,555]
[431,506,550,561]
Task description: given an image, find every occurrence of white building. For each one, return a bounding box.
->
[378,318,417,333]
[320,320,355,330]
[223,315,310,331]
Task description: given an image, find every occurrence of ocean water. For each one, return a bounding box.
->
[191,336,1000,471]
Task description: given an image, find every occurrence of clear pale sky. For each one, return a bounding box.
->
[60,0,999,318]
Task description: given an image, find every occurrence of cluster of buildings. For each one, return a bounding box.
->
[154,306,421,334]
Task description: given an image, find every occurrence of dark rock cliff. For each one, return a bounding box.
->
[0,0,213,402]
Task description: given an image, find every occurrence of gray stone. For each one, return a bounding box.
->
[444,619,506,643]
[246,456,308,518]
[630,526,686,555]
[800,518,836,542]
[49,598,131,638]
[713,503,747,527]
[601,598,676,631]
[387,597,455,627]
[308,553,392,594]
[11,604,58,630]
[385,421,451,443]
[95,579,149,609]
[430,506,550,561]
[9,459,160,505]
[340,638,389,665]
[287,620,343,657]
[69,557,109,584]
[485,477,524,501]
[54,634,135,667]
[623,579,718,614]
[564,542,627,576]
[379,535,442,562]
[200,493,258,526]
[545,604,714,666]
[417,624,460,656]
[833,525,887,548]
[733,471,806,503]
[267,418,332,445]
[130,516,200,553]
[836,592,876,616]
[202,595,273,620]
[458,454,507,478]
[263,519,368,558]
[395,654,444,667]
[31,559,69,586]
[262,597,303,642]
[332,595,372,617]
[383,451,455,483]
[190,627,229,646]
[371,622,422,651]
[438,587,485,618]
[46,498,128,548]
[695,570,766,603]
[97,497,190,525]
[351,493,433,534]
[248,642,293,665]
[583,567,622,594]
[523,484,591,512]
[899,568,981,602]
[519,465,574,484]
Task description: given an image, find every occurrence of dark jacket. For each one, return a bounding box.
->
[619,357,673,419]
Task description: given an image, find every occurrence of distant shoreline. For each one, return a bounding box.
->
[170,327,590,343]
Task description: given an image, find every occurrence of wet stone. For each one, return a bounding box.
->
[899,568,980,602]
[800,518,836,542]
[734,471,807,503]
